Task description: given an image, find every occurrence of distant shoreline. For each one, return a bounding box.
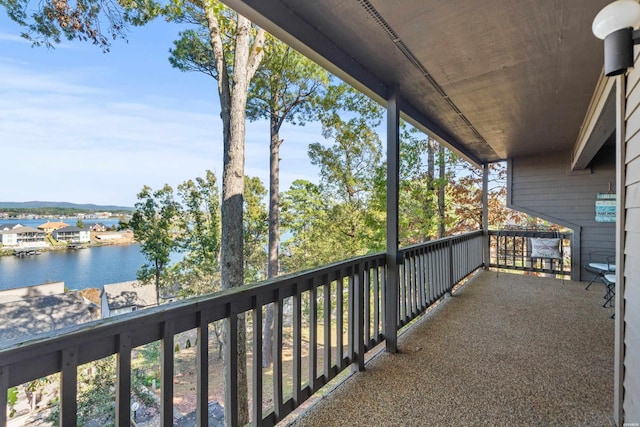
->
[0,238,137,257]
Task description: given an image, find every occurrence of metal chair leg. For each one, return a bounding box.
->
[585,275,600,290]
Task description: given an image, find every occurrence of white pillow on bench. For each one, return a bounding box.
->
[530,238,561,259]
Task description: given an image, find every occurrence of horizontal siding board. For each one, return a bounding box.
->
[625,251,640,277]
[627,105,640,141]
[624,320,640,422]
[625,285,640,314]
[627,156,640,186]
[626,208,640,232]
[627,77,640,120]
[627,182,640,209]
[626,48,640,97]
[627,130,640,164]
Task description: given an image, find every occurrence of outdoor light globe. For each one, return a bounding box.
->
[593,0,640,39]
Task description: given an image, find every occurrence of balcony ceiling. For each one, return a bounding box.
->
[223,0,610,166]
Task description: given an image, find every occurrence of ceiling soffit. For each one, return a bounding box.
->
[224,0,610,164]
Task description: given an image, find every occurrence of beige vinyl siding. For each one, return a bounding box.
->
[624,51,640,423]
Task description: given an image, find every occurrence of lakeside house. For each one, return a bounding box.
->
[101,281,158,318]
[0,226,47,248]
[36,221,69,234]
[0,223,23,231]
[90,223,107,232]
[52,226,91,244]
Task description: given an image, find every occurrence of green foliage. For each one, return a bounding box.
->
[130,184,181,303]
[305,84,385,257]
[280,180,336,271]
[169,28,217,78]
[7,387,18,417]
[243,176,268,282]
[166,0,256,83]
[247,34,329,127]
[174,170,221,297]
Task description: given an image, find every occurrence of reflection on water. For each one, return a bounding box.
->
[0,244,149,291]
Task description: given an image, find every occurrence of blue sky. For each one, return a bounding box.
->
[0,14,322,207]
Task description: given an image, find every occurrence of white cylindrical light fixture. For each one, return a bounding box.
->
[593,0,640,40]
[593,0,640,76]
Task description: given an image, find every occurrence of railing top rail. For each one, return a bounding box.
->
[400,230,483,252]
[487,229,573,238]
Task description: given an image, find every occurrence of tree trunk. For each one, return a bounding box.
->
[262,120,282,368]
[205,6,264,424]
[437,144,446,238]
[155,259,162,306]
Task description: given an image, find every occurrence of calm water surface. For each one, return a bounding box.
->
[0,219,185,291]
[0,244,148,291]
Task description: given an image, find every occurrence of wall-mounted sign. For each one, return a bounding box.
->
[595,193,616,222]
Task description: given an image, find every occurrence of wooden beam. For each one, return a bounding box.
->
[385,86,400,353]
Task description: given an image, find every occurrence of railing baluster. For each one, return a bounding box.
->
[60,346,78,427]
[336,270,344,367]
[418,249,425,311]
[161,320,174,427]
[225,310,238,427]
[364,261,371,349]
[373,261,380,341]
[354,262,365,372]
[309,280,318,390]
[197,310,210,427]
[116,333,132,427]
[0,366,7,427]
[251,297,262,427]
[407,252,412,315]
[400,256,407,323]
[274,289,283,420]
[292,285,302,406]
[347,269,355,364]
[449,240,454,291]
[413,251,419,312]
[323,274,331,378]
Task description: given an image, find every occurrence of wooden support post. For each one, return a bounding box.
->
[385,86,400,353]
[482,163,489,269]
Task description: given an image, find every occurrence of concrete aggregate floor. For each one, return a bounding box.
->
[288,271,615,427]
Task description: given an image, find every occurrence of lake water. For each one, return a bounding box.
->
[0,218,182,291]
[0,244,151,291]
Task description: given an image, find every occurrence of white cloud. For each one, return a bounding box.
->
[0,56,324,206]
[0,32,29,44]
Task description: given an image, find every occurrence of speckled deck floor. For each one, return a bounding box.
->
[287,271,615,427]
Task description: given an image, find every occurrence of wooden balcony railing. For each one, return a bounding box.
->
[0,231,484,427]
[487,229,572,278]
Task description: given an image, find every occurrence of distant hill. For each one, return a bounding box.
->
[0,201,134,211]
